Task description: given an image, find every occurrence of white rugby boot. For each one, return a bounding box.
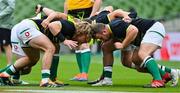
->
[170,69,179,87]
[91,77,112,86]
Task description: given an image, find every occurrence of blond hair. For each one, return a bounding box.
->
[74,21,106,41]
[74,21,93,38]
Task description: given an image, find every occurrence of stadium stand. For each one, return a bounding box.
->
[13,0,180,55]
[15,0,180,23]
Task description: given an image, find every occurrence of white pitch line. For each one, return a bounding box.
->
[2,90,155,93]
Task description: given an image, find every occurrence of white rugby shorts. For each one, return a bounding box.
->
[141,22,166,47]
[11,19,43,56]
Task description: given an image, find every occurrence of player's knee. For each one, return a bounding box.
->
[136,67,147,73]
[132,54,142,66]
[46,44,55,54]
[132,56,138,63]
[20,66,32,75]
[121,60,132,68]
[101,44,109,51]
[137,51,147,61]
[122,62,129,68]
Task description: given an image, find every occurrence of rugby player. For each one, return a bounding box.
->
[89,13,180,88]
[0,6,92,87]
[64,0,102,81]
[86,8,179,87]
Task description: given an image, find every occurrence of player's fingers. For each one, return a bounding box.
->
[71,42,78,48]
[67,44,72,49]
[41,23,48,29]
[72,41,78,44]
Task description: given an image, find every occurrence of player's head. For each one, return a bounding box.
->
[91,23,111,41]
[72,21,92,44]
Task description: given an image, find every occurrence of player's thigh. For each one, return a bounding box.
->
[121,51,133,68]
[23,47,40,66]
[138,43,159,60]
[132,48,142,66]
[29,34,55,52]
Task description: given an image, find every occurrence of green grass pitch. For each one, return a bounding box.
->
[0,53,180,92]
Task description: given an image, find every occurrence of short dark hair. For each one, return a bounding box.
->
[91,23,106,38]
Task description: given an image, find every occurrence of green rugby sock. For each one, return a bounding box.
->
[75,50,82,73]
[42,70,50,82]
[103,66,112,78]
[159,68,166,76]
[0,65,11,73]
[5,65,16,75]
[81,49,91,73]
[165,67,172,73]
[143,56,162,80]
[50,55,59,81]
[158,64,171,73]
[101,69,105,78]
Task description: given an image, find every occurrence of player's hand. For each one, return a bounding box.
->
[41,19,50,29]
[114,42,124,49]
[63,39,78,49]
[122,16,132,23]
[35,4,42,14]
